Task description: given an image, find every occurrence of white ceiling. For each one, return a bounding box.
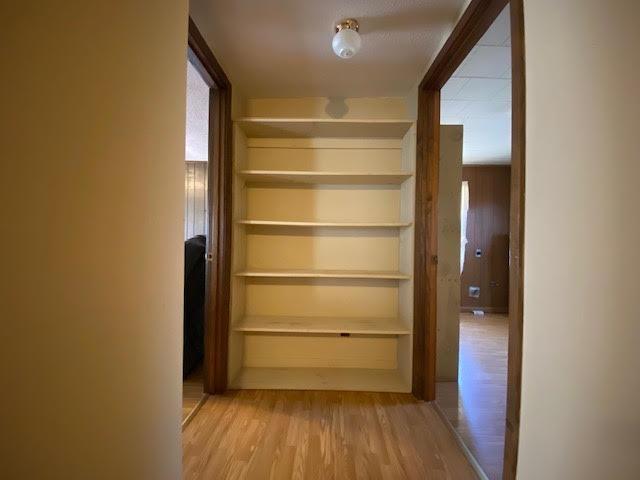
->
[441,5,511,164]
[190,0,467,98]
[185,61,209,162]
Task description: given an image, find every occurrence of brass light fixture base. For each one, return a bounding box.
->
[335,18,359,33]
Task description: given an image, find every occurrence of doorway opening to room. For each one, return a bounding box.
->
[181,18,233,428]
[413,1,524,480]
[181,55,209,426]
[435,6,513,477]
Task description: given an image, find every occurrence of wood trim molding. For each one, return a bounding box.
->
[188,18,233,394]
[412,88,440,401]
[188,18,230,89]
[414,0,508,401]
[420,0,509,90]
[503,1,525,478]
[413,0,525,479]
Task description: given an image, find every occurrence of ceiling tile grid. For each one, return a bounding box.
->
[441,4,511,164]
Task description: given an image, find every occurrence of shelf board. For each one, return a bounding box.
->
[236,220,412,228]
[230,367,409,392]
[234,268,411,280]
[234,316,411,335]
[238,170,413,185]
[236,118,413,139]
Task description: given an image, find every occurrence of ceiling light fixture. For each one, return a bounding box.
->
[332,19,361,59]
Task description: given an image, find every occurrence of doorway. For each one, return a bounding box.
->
[181,18,233,426]
[412,1,525,479]
[181,56,210,426]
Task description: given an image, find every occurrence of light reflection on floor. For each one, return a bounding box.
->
[436,313,508,480]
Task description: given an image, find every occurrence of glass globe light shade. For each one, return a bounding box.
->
[332,28,361,59]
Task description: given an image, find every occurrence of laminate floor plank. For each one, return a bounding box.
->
[183,390,478,480]
[436,314,508,480]
[182,365,205,424]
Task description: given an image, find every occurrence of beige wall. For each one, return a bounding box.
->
[244,97,410,120]
[0,1,187,479]
[436,125,463,380]
[519,1,640,478]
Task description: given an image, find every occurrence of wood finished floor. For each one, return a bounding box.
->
[183,390,478,480]
[436,314,508,480]
[183,364,205,423]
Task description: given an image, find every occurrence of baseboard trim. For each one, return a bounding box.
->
[182,393,208,431]
[460,306,508,314]
[432,401,491,480]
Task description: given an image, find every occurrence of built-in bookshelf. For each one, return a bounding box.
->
[228,117,416,392]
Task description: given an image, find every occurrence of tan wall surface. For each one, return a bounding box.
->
[244,97,410,120]
[436,126,463,381]
[0,1,188,478]
[519,1,640,478]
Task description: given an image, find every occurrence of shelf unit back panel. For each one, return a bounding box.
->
[246,186,401,223]
[244,334,398,369]
[245,279,399,318]
[246,230,399,271]
[247,140,402,172]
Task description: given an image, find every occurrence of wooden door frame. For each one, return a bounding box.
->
[187,18,233,394]
[412,1,525,479]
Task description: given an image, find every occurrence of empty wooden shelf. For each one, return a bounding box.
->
[236,220,412,228]
[236,118,413,139]
[234,268,411,280]
[230,107,416,393]
[235,316,411,335]
[230,367,409,392]
[238,170,413,185]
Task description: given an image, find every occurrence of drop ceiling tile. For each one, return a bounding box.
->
[441,100,470,117]
[477,5,510,46]
[441,77,469,100]
[460,101,511,118]
[492,83,512,102]
[500,65,512,79]
[454,46,511,78]
[456,78,510,101]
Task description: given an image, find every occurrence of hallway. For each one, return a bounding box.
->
[183,390,478,479]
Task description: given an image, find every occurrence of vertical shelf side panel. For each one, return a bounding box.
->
[228,125,248,382]
[398,125,417,389]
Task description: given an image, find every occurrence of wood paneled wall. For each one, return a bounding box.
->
[461,165,510,313]
[184,161,208,239]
